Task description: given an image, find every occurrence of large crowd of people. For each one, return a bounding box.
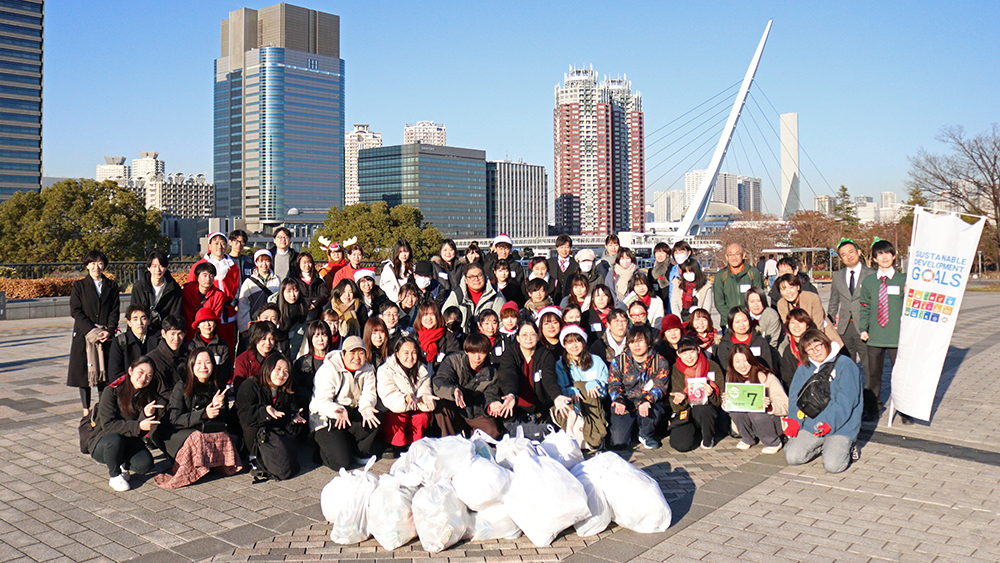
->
[68,229,907,492]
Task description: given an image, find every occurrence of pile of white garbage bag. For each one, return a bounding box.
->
[320,430,672,553]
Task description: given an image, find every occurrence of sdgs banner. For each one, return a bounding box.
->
[892,206,984,421]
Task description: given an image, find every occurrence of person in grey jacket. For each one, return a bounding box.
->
[441,264,506,334]
[826,239,874,367]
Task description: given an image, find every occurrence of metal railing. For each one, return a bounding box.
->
[0,261,197,289]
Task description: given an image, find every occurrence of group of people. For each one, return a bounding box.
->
[67,228,906,492]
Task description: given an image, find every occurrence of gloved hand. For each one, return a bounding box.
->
[814,422,831,437]
[781,417,800,438]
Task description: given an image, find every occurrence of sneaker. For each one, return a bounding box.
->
[119,465,131,482]
[109,475,130,492]
[761,444,783,455]
[737,441,753,450]
[638,436,661,450]
[700,437,715,450]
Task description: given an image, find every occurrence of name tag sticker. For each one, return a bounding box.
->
[750,346,761,356]
[438,272,449,279]
[494,346,503,356]
[591,322,602,332]
[739,284,751,293]
[436,352,445,362]
[643,379,654,391]
[533,370,542,383]
[888,286,900,295]
[214,355,222,364]
[707,371,716,382]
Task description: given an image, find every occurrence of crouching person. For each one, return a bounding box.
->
[785,329,862,474]
[310,336,383,471]
[607,325,669,450]
[236,353,306,481]
[553,325,608,451]
[88,357,161,492]
[669,337,725,452]
[432,333,503,439]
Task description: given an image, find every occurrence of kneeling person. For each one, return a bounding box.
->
[432,334,503,439]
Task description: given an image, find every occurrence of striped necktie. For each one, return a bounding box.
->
[877,277,889,328]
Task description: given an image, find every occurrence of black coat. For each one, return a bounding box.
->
[495,281,526,309]
[547,256,580,303]
[291,354,323,411]
[131,275,183,335]
[235,377,299,432]
[181,335,232,390]
[497,344,561,410]
[432,351,502,419]
[147,339,186,404]
[109,330,158,381]
[715,331,779,378]
[267,246,300,280]
[87,381,157,453]
[163,379,228,458]
[302,275,331,318]
[67,276,120,388]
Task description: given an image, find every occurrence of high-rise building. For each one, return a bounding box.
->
[96,156,129,183]
[685,170,746,208]
[214,3,345,232]
[132,151,165,180]
[881,191,897,209]
[344,124,381,206]
[358,144,486,238]
[486,160,547,239]
[856,201,879,223]
[131,173,215,218]
[0,0,43,202]
[855,195,874,205]
[737,175,762,213]
[684,170,705,209]
[814,194,833,215]
[554,66,644,235]
[780,112,800,219]
[404,121,446,146]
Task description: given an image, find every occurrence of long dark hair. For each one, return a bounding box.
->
[117,356,157,419]
[679,259,707,289]
[439,239,458,270]
[561,331,593,371]
[391,240,414,278]
[725,342,770,383]
[304,320,333,357]
[393,336,426,385]
[363,317,389,365]
[184,347,219,396]
[276,278,308,330]
[257,353,293,393]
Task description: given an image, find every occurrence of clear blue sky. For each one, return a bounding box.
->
[43,0,999,216]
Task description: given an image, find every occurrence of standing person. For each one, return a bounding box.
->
[827,238,874,371]
[442,263,506,333]
[585,284,615,341]
[607,325,670,450]
[768,257,819,308]
[155,348,241,489]
[763,254,779,287]
[147,315,187,403]
[492,258,526,308]
[684,309,718,363]
[380,240,414,303]
[858,238,909,423]
[330,279,363,338]
[595,234,620,280]
[591,309,630,365]
[575,248,603,289]
[228,229,255,289]
[317,237,347,291]
[268,227,299,282]
[560,273,593,310]
[414,301,461,369]
[378,302,409,349]
[87,356,160,491]
[397,283,421,329]
[268,278,310,358]
[431,239,461,292]
[724,343,788,453]
[547,234,578,304]
[412,260,451,309]
[68,250,120,417]
[109,304,156,382]
[777,309,816,389]
[296,252,330,319]
[432,334,503,439]
[715,306,779,374]
[186,232,240,354]
[785,329,862,474]
[354,269,386,328]
[181,262,227,341]
[746,287,782,347]
[649,243,673,307]
[483,234,519,287]
[554,325,609,451]
[668,337,725,451]
[605,248,638,304]
[713,243,764,322]
[310,336,382,471]
[657,314,686,364]
[236,353,307,481]
[292,321,332,413]
[331,241,365,287]
[131,250,182,335]
[237,249,280,334]
[666,241,694,314]
[376,337,438,449]
[670,258,715,324]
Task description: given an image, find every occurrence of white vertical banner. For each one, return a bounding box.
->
[891,206,985,421]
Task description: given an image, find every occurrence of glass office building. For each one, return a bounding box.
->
[358,144,487,238]
[0,0,42,202]
[214,4,344,233]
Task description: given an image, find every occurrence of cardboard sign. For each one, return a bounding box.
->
[725,382,766,412]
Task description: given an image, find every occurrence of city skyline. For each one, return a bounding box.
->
[38,1,999,218]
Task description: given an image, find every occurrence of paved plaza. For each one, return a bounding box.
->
[0,290,998,563]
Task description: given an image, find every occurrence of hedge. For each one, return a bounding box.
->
[0,272,187,299]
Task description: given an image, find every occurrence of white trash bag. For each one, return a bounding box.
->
[570,461,611,536]
[503,451,591,546]
[322,457,378,544]
[390,435,476,487]
[411,482,472,553]
[581,452,672,533]
[451,456,513,511]
[538,430,584,469]
[494,427,539,470]
[469,429,498,461]
[366,474,417,550]
[471,503,522,541]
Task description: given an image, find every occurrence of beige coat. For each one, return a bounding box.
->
[376,355,435,414]
[724,370,789,417]
[309,350,376,431]
[777,290,843,346]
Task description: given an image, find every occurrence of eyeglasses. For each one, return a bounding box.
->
[466,273,484,280]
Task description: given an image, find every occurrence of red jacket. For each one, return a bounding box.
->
[186,255,240,323]
[181,283,227,341]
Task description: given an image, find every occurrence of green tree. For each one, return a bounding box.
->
[0,179,169,263]
[307,201,443,261]
[832,185,859,228]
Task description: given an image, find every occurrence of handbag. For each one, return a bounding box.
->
[78,409,98,454]
[796,361,836,419]
[253,427,299,482]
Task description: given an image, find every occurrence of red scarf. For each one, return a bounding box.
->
[596,307,611,327]
[487,334,497,347]
[674,352,719,395]
[468,286,483,306]
[686,326,716,350]
[199,333,214,344]
[682,281,696,310]
[789,336,803,365]
[516,356,540,407]
[730,332,752,345]
[326,258,346,271]
[639,293,651,307]
[417,326,446,361]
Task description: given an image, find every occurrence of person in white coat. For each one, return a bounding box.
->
[379,240,414,303]
[376,336,437,448]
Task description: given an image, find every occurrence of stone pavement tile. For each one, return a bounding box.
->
[172,537,238,561]
[575,538,646,562]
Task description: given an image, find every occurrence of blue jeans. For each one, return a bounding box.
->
[609,399,664,447]
[785,431,853,473]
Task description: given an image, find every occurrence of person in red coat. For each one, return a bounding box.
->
[182,262,227,342]
[331,240,365,288]
[186,231,240,358]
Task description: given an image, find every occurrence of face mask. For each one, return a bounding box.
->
[580,261,593,273]
[619,259,632,269]
[414,275,431,289]
[674,252,689,265]
[683,272,696,282]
